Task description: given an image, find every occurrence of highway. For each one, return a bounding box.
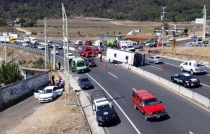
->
[13,38,210,134]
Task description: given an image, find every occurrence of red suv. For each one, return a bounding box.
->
[131,89,166,121]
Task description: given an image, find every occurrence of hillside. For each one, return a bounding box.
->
[0,0,209,22]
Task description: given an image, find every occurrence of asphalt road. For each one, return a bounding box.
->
[14,39,210,134]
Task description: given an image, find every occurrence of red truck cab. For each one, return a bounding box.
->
[131,89,166,121]
[78,47,94,57]
[85,40,93,46]
[92,48,102,55]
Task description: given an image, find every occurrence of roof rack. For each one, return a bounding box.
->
[91,90,108,104]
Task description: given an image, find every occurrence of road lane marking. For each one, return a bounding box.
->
[189,131,194,134]
[164,62,179,67]
[86,73,141,134]
[151,66,162,70]
[201,83,210,88]
[132,88,136,91]
[108,72,117,78]
[114,92,126,104]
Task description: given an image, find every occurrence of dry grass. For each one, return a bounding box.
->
[140,47,210,66]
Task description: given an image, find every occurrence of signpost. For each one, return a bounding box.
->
[172,40,177,47]
[100,35,105,40]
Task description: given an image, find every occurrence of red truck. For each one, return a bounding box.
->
[131,89,166,121]
[156,42,167,47]
[78,47,94,57]
[85,40,93,46]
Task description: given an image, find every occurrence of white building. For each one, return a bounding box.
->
[195,18,210,24]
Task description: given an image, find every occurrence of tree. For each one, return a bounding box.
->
[33,57,45,68]
[0,63,24,85]
[19,18,26,24]
[0,18,6,26]
[184,28,188,35]
[118,32,121,35]
[161,23,169,30]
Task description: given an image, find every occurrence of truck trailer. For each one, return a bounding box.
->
[106,48,145,67]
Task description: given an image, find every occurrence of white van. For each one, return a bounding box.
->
[93,40,103,47]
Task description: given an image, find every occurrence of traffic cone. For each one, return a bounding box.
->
[104,64,107,69]
[162,65,166,70]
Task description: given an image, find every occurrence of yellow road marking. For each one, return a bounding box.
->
[122,66,210,112]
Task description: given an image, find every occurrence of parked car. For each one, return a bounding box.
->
[189,34,197,38]
[169,37,176,41]
[171,73,200,88]
[38,45,45,50]
[66,53,75,60]
[34,86,63,103]
[188,39,202,47]
[148,56,163,64]
[78,77,93,89]
[83,58,96,67]
[51,50,59,55]
[131,89,166,121]
[22,42,29,47]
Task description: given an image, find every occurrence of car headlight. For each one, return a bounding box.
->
[161,110,165,113]
[148,112,153,116]
[98,116,103,121]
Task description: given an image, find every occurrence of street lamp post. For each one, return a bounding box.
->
[4,37,6,62]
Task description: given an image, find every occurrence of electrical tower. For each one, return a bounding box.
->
[202,5,206,41]
[161,7,167,49]
[62,3,70,93]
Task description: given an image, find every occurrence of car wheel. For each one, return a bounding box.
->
[52,96,54,101]
[134,104,137,110]
[190,69,194,75]
[145,114,149,121]
[184,83,188,88]
[181,67,184,72]
[171,78,175,83]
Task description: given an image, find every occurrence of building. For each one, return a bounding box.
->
[195,18,210,24]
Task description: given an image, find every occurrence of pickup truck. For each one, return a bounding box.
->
[91,90,116,126]
[78,47,94,57]
[188,39,202,46]
[131,89,166,121]
[34,86,63,103]
[180,60,206,74]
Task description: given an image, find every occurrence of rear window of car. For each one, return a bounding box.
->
[198,39,202,41]
[155,57,161,59]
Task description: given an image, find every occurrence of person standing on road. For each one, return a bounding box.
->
[51,75,55,85]
[99,54,103,62]
[58,62,61,70]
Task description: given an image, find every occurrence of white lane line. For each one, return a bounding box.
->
[114,92,126,104]
[189,131,194,134]
[86,73,141,134]
[108,72,117,78]
[207,74,210,76]
[151,66,162,70]
[164,62,179,67]
[201,83,210,88]
[132,88,136,91]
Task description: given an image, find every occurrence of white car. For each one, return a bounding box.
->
[22,43,29,46]
[148,56,163,64]
[169,37,176,41]
[34,86,63,103]
[66,53,75,60]
[51,50,59,55]
[38,45,45,50]
[189,34,197,38]
[48,40,53,43]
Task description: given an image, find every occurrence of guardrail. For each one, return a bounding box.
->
[119,63,210,108]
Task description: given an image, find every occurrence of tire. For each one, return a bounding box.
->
[171,78,175,83]
[51,96,54,101]
[181,67,184,72]
[184,83,188,88]
[134,104,137,110]
[190,69,194,75]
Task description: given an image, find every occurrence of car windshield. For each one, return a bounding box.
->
[43,89,52,94]
[80,78,89,82]
[77,61,85,67]
[97,104,110,111]
[143,98,159,106]
[68,53,74,56]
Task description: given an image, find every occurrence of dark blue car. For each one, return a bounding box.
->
[78,77,93,89]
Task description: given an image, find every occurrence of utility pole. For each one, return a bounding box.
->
[44,17,48,69]
[4,37,6,62]
[202,5,206,41]
[62,3,70,94]
[161,7,167,49]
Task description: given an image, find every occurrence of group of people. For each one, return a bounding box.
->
[50,75,65,88]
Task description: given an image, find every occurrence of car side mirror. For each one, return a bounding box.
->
[160,101,162,103]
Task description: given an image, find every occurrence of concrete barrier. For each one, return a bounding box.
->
[193,93,210,107]
[168,82,180,92]
[150,73,160,82]
[136,68,144,74]
[142,70,151,78]
[159,77,169,87]
[179,87,194,99]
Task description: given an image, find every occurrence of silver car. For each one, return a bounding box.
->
[148,56,163,64]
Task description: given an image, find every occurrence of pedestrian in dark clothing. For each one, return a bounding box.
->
[58,62,61,70]
[51,75,55,85]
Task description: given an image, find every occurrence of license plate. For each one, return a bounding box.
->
[156,115,160,118]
